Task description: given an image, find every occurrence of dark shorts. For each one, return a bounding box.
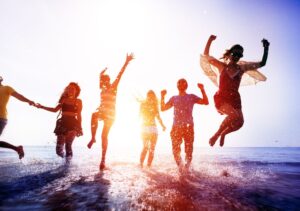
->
[54,116,82,136]
[0,118,7,136]
[214,91,242,110]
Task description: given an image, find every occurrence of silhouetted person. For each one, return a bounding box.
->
[139,90,166,168]
[0,76,35,159]
[161,79,208,171]
[88,53,134,170]
[203,35,269,147]
[36,82,82,160]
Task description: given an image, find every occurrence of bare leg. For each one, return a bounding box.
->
[147,134,158,167]
[65,131,76,158]
[219,111,244,147]
[140,144,148,167]
[0,141,24,159]
[88,112,99,149]
[56,136,65,158]
[210,104,241,147]
[100,121,112,170]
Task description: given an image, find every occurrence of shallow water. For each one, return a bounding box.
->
[0,146,299,210]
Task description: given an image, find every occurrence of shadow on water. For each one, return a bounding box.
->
[0,164,69,205]
[44,172,111,210]
[137,169,261,211]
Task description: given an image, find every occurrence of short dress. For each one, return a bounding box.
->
[200,55,267,111]
[214,66,244,110]
[54,103,82,136]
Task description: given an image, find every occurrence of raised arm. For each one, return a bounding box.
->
[112,53,134,88]
[160,90,173,111]
[100,67,108,77]
[203,35,225,71]
[260,39,270,67]
[196,83,209,105]
[240,39,270,72]
[11,91,35,106]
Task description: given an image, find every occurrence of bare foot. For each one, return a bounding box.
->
[17,146,24,159]
[209,135,219,147]
[87,139,96,149]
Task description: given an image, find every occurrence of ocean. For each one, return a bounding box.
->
[0,146,299,210]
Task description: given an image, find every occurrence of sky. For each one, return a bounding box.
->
[0,0,299,148]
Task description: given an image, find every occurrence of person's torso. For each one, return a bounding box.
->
[140,103,157,126]
[0,85,15,119]
[172,94,197,126]
[219,65,243,93]
[61,98,78,116]
[100,86,117,112]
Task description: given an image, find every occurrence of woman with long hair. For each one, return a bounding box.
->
[139,90,166,168]
[36,82,82,160]
[201,35,269,147]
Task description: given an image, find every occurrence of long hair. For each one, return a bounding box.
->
[58,82,81,103]
[140,90,159,119]
[221,44,244,61]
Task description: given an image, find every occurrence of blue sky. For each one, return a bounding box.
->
[0,0,299,147]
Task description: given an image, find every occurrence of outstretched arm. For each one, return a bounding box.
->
[203,35,225,71]
[196,83,209,105]
[35,103,61,112]
[160,90,173,111]
[11,91,35,106]
[112,53,134,88]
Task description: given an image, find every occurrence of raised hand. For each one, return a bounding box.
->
[262,39,270,48]
[126,53,135,63]
[209,35,217,41]
[197,83,204,89]
[161,90,167,97]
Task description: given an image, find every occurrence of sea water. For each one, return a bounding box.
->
[0,146,299,210]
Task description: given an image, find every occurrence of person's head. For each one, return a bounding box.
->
[177,78,188,92]
[142,90,159,116]
[222,44,244,63]
[100,74,111,89]
[146,90,158,104]
[59,82,81,102]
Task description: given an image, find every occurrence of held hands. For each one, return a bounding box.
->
[34,103,43,109]
[262,39,270,48]
[28,100,36,106]
[126,53,135,63]
[161,90,167,97]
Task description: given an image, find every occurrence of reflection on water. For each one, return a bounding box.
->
[0,146,299,210]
